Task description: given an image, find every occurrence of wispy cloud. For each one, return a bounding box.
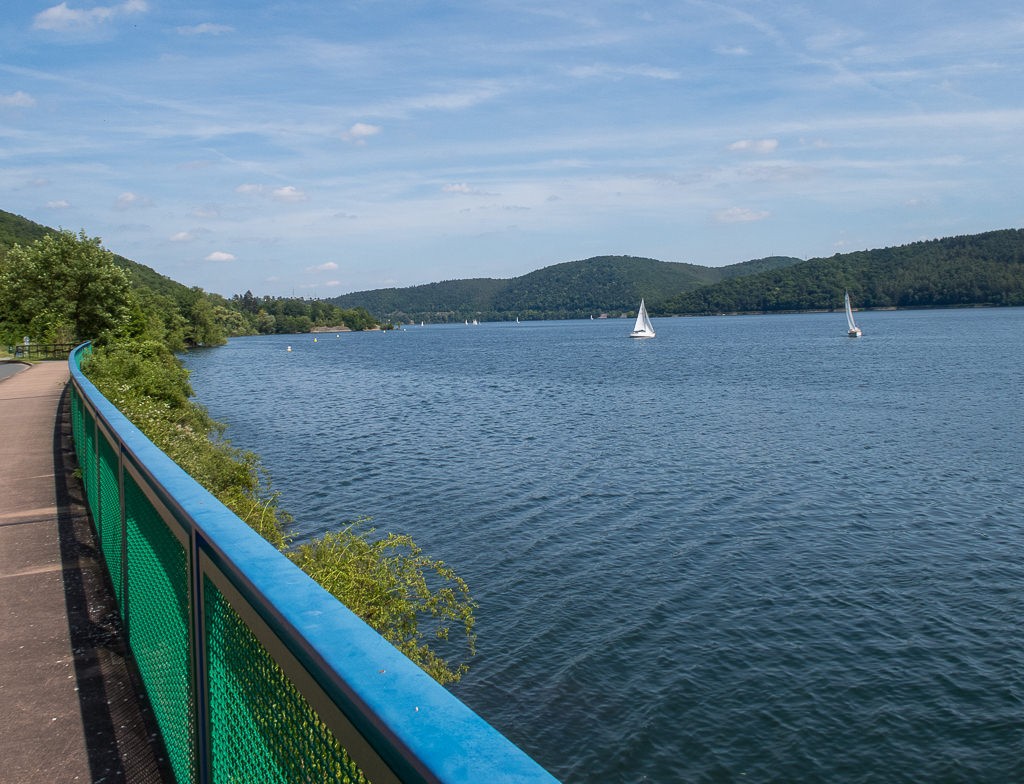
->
[33,0,148,33]
[176,22,233,36]
[715,207,770,223]
[46,199,71,209]
[235,184,308,202]
[0,91,36,108]
[272,186,307,202]
[115,191,151,209]
[205,251,236,262]
[373,84,505,118]
[341,122,381,144]
[306,261,338,272]
[728,139,779,153]
[443,183,499,196]
[567,63,682,80]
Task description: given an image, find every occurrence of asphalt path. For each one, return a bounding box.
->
[0,361,30,381]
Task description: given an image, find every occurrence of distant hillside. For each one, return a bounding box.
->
[1,208,382,340]
[0,208,195,301]
[329,254,804,322]
[663,230,1024,314]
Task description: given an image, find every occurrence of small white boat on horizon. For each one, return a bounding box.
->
[845,291,862,337]
[629,299,656,339]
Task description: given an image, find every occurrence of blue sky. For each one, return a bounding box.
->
[3,1,1023,297]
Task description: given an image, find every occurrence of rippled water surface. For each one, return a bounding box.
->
[183,308,1024,783]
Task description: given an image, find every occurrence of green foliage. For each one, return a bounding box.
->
[289,522,477,685]
[0,208,50,249]
[82,340,290,549]
[0,229,132,345]
[227,291,380,334]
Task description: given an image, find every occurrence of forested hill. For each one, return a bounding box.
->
[663,229,1024,314]
[329,254,803,322]
[0,208,380,342]
[1,208,195,300]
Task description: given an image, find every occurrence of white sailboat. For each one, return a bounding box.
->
[844,291,862,337]
[629,299,656,339]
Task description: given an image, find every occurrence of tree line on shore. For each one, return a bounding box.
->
[327,231,1024,323]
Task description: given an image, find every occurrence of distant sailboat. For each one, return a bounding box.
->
[844,291,862,337]
[629,299,656,339]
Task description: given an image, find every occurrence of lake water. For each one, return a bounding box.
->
[182,308,1024,783]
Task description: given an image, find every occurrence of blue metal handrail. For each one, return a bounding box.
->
[68,342,559,784]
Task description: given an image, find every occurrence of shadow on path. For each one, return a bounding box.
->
[53,386,175,783]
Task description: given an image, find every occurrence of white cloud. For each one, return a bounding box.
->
[0,91,36,108]
[715,45,750,56]
[442,182,499,197]
[177,22,233,36]
[714,207,771,223]
[728,139,779,153]
[33,0,148,32]
[272,186,307,202]
[236,183,307,202]
[170,231,193,242]
[443,183,475,194]
[568,64,681,80]
[46,199,71,209]
[205,251,236,262]
[115,191,151,209]
[342,122,381,144]
[306,261,339,272]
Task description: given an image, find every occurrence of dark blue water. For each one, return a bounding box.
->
[182,309,1024,783]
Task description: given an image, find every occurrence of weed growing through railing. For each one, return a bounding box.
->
[289,521,476,684]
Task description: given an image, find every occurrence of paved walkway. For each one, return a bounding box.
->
[0,362,172,783]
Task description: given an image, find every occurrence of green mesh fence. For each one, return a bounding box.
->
[70,389,84,472]
[78,398,98,513]
[124,470,196,784]
[204,577,369,784]
[97,435,124,607]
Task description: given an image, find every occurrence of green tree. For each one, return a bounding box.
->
[0,230,131,344]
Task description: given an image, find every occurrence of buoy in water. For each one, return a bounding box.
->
[287,346,292,352]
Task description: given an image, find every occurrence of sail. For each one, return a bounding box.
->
[844,291,862,336]
[630,299,655,338]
